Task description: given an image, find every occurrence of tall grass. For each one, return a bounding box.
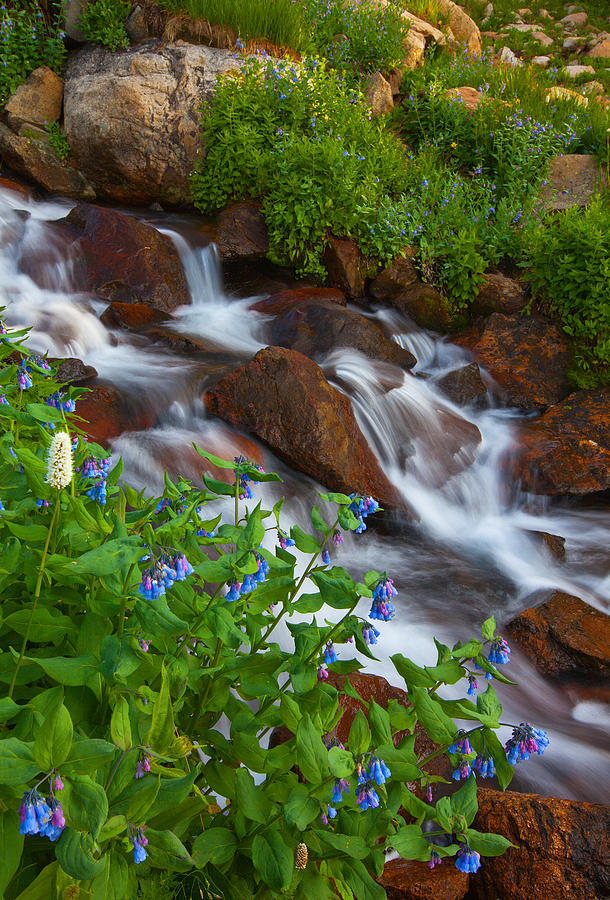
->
[159,0,305,49]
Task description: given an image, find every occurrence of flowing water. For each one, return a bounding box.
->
[1,183,608,804]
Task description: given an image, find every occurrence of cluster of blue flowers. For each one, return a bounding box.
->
[362,623,380,645]
[139,552,193,600]
[488,635,511,665]
[234,455,263,500]
[354,754,391,811]
[19,775,65,842]
[474,753,496,779]
[80,454,111,505]
[130,826,148,863]
[46,390,75,414]
[348,494,379,533]
[277,528,295,551]
[135,751,151,779]
[369,575,396,622]
[455,844,481,874]
[505,723,550,765]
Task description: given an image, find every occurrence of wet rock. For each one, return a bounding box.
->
[436,363,488,407]
[533,531,566,562]
[506,590,610,680]
[369,257,455,332]
[59,203,190,312]
[4,67,64,133]
[76,384,154,445]
[378,858,469,900]
[0,176,30,197]
[0,123,96,201]
[444,86,485,111]
[510,387,610,495]
[540,154,607,211]
[324,237,366,299]
[250,286,346,316]
[63,42,247,206]
[214,202,269,262]
[269,299,416,369]
[469,789,610,900]
[369,250,419,300]
[365,71,394,116]
[53,357,98,385]
[471,273,527,316]
[205,346,398,506]
[143,326,218,355]
[457,313,571,410]
[100,301,169,330]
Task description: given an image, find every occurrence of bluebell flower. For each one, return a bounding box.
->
[467,675,479,697]
[448,733,473,755]
[474,753,496,778]
[225,579,241,603]
[348,494,379,533]
[505,723,550,765]
[429,850,442,869]
[321,550,330,565]
[369,575,397,621]
[455,845,480,873]
[331,778,350,804]
[132,829,148,864]
[362,623,380,645]
[323,641,338,665]
[356,784,380,811]
[488,636,510,665]
[277,529,295,550]
[452,759,472,781]
[367,756,391,786]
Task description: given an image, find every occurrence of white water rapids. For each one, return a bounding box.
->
[1,183,608,803]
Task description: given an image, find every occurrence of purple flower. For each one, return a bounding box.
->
[429,850,442,869]
[331,778,350,804]
[54,775,64,792]
[277,529,295,550]
[138,637,149,652]
[505,723,550,765]
[448,733,473,755]
[369,576,397,622]
[356,784,380,811]
[488,636,510,665]
[474,754,496,778]
[321,550,331,565]
[348,494,380,533]
[132,829,148,864]
[452,759,472,781]
[332,530,343,546]
[455,845,481,874]
[467,676,479,697]
[362,623,380,645]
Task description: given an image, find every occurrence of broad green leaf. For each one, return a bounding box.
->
[391,654,434,688]
[134,595,189,637]
[90,851,128,900]
[328,746,355,779]
[280,693,302,732]
[34,703,73,771]
[0,738,39,785]
[320,832,370,860]
[434,795,454,832]
[284,784,320,830]
[451,639,483,659]
[474,653,517,685]
[374,745,421,782]
[368,700,392,747]
[348,710,371,756]
[63,774,108,839]
[0,697,22,721]
[339,859,386,900]
[481,616,496,641]
[5,521,49,541]
[70,538,144,575]
[469,727,514,791]
[387,699,417,733]
[337,506,360,531]
[145,828,193,872]
[310,505,330,536]
[0,808,24,895]
[126,775,160,824]
[476,683,502,725]
[4,608,75,642]
[296,715,330,783]
[290,524,320,554]
[252,830,293,892]
[110,696,132,751]
[451,774,478,826]
[310,571,358,610]
[400,787,434,822]
[193,448,237,469]
[13,862,59,900]
[56,829,105,880]
[98,815,127,842]
[409,687,456,746]
[192,828,237,867]
[318,491,351,504]
[62,738,115,775]
[234,767,273,824]
[465,827,516,856]
[146,666,175,756]
[30,654,97,686]
[391,824,432,861]
[293,866,337,900]
[424,660,466,685]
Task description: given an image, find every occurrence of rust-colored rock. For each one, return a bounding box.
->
[369,256,455,331]
[250,286,346,316]
[100,301,169,330]
[444,85,484,111]
[469,789,610,900]
[53,357,98,385]
[471,273,527,316]
[510,387,610,494]
[457,313,571,410]
[4,66,64,133]
[506,591,610,680]
[269,299,416,369]
[59,203,190,312]
[436,363,488,407]
[204,346,398,506]
[369,250,420,299]
[0,176,30,197]
[533,531,566,562]
[215,201,269,261]
[76,384,154,446]
[324,236,366,299]
[378,858,469,900]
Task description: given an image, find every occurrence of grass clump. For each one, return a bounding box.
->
[79,0,131,51]
[159,0,305,51]
[0,1,66,104]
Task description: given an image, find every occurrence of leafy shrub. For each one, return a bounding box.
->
[525,199,610,388]
[192,57,410,276]
[0,319,553,898]
[0,3,66,104]
[80,0,130,51]
[45,120,70,160]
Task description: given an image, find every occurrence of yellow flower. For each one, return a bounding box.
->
[451,141,457,149]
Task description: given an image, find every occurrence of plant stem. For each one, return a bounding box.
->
[8,497,60,699]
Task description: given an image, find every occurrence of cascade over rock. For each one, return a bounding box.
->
[204,346,399,507]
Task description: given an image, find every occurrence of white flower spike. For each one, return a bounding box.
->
[46,431,73,490]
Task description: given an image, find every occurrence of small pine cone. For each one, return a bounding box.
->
[295,842,308,870]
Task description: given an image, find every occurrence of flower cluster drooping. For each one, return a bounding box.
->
[488,636,511,665]
[323,641,338,665]
[139,553,193,600]
[19,776,65,843]
[277,529,295,550]
[474,753,496,779]
[348,494,380,533]
[81,455,111,505]
[130,826,148,863]
[362,623,380,645]
[234,456,263,500]
[135,750,151,779]
[455,844,481,874]
[369,575,397,622]
[429,850,442,870]
[46,390,75,414]
[45,431,73,490]
[505,723,550,765]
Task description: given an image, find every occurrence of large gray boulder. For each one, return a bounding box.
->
[63,41,247,206]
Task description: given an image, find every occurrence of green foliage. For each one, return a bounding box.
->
[44,121,70,160]
[0,2,66,104]
[160,0,305,50]
[80,0,130,51]
[0,318,530,898]
[192,57,410,277]
[525,199,610,388]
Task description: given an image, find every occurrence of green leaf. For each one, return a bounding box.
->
[465,827,516,856]
[318,491,351,504]
[328,746,355,779]
[13,862,59,900]
[310,505,330,536]
[451,639,483,659]
[31,654,97,686]
[296,715,330,783]
[193,447,237,469]
[135,594,188,637]
[126,775,160,824]
[146,666,175,757]
[473,653,517,685]
[110,697,132,751]
[470,727,514,791]
[451,774,478,826]
[368,700,392,747]
[481,616,496,641]
[62,738,115,775]
[201,473,234,496]
[290,524,320,554]
[234,767,273,824]
[337,506,360,531]
[0,808,24,895]
[34,703,73,771]
[90,851,128,900]
[409,687,456,746]
[252,830,293,892]
[391,654,434,688]
[63,774,108,839]
[0,697,22,721]
[374,745,421,782]
[339,859,386,900]
[5,521,49,541]
[476,683,502,725]
[285,784,320,830]
[391,824,432,861]
[70,537,144,575]
[98,815,127,842]
[310,571,358,610]
[400,787,434,822]
[192,828,237,868]
[0,738,39,785]
[387,698,417,733]
[348,709,371,756]
[424,660,466,684]
[434,796,454,833]
[320,832,370,860]
[4,607,75,643]
[56,829,105,880]
[145,827,193,872]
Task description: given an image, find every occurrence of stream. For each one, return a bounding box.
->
[1,182,608,804]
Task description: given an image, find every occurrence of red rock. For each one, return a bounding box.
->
[59,203,190,312]
[76,384,154,446]
[444,85,485,111]
[469,789,610,900]
[436,363,488,407]
[269,298,416,369]
[471,273,527,316]
[510,387,610,494]
[378,858,469,900]
[369,253,455,332]
[204,346,398,507]
[369,250,419,300]
[0,175,30,196]
[457,313,571,409]
[324,236,365,299]
[215,201,269,261]
[100,301,169,329]
[506,590,610,680]
[250,286,346,315]
[533,531,566,562]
